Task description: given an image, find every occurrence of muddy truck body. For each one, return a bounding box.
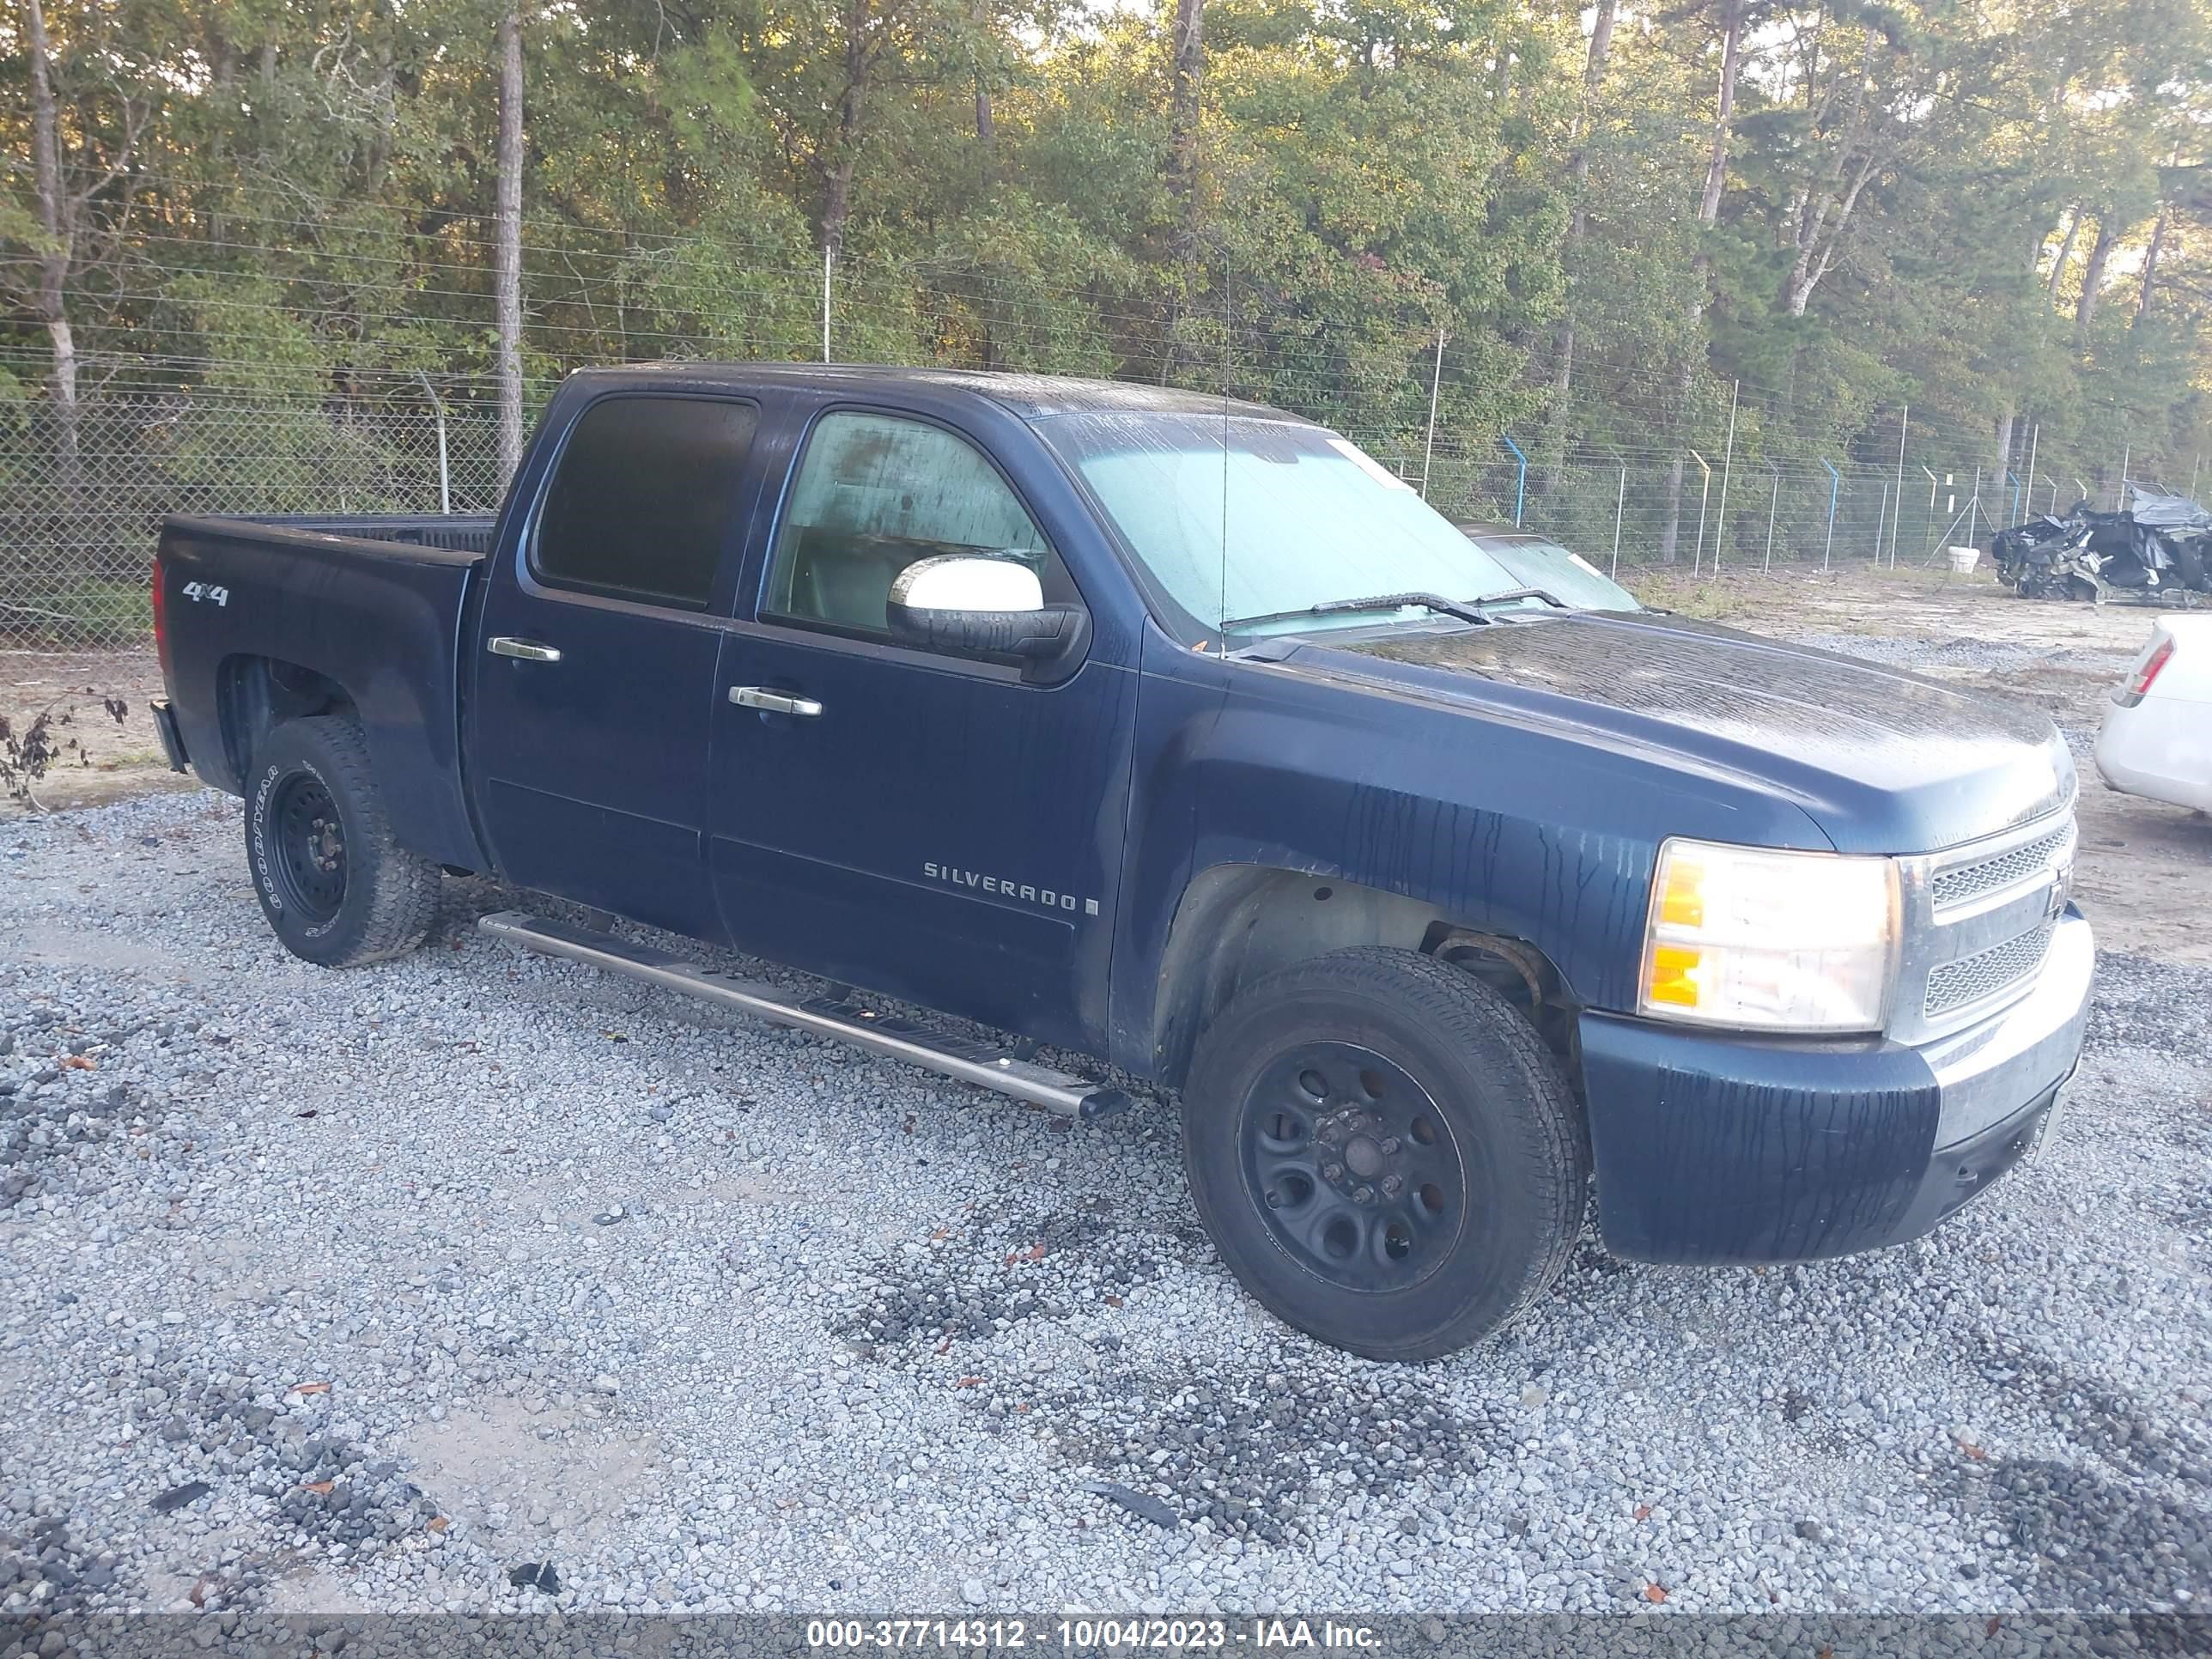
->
[149,364,2094,1359]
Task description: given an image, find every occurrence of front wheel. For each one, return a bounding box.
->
[1182,947,1589,1361]
[245,714,441,968]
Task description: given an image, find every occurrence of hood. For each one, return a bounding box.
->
[1274,611,2074,854]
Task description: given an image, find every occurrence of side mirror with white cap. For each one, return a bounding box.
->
[884,554,1090,684]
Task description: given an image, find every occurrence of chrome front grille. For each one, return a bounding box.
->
[1929,823,2075,912]
[1924,923,2056,1017]
[1893,808,2075,1042]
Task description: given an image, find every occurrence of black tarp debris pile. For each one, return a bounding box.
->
[1990,483,2212,602]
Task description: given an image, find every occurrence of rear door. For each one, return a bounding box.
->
[471,392,763,941]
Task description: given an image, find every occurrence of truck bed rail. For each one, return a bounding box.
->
[232,513,498,556]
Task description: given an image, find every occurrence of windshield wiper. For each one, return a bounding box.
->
[1220,592,1492,633]
[1466,586,1570,611]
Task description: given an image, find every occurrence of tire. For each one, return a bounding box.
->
[245,714,441,968]
[1182,946,1589,1361]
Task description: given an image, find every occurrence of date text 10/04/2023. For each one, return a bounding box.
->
[805,1620,1383,1650]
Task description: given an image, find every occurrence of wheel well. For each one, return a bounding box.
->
[1151,866,1579,1090]
[216,656,355,786]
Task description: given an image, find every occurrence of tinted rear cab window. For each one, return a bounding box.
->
[533,396,760,609]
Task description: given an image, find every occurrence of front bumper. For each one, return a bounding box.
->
[1578,908,2094,1265]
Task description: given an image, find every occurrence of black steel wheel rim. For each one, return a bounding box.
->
[270,774,347,926]
[1237,1040,1468,1293]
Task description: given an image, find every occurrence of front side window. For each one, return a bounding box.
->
[764,411,1056,636]
[533,396,760,610]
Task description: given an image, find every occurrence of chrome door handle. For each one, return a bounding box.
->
[488,636,562,663]
[729,686,823,718]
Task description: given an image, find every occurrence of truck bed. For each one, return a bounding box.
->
[155,512,496,871]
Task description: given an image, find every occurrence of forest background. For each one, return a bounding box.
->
[5,0,2209,641]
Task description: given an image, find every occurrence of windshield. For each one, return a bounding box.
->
[1467,534,1640,611]
[1036,411,1541,636]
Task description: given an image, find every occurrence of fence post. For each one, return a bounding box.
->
[1921,466,1938,556]
[1499,434,1528,526]
[1713,381,1738,573]
[1763,465,1780,570]
[2006,471,2022,525]
[1688,450,1711,574]
[2193,453,2201,498]
[1873,482,1889,563]
[1820,459,1840,570]
[1419,330,1446,500]
[2022,422,2039,525]
[822,248,834,363]
[416,371,451,515]
[1612,465,1626,577]
[1891,404,1909,568]
[1967,465,1982,546]
[2119,442,2130,508]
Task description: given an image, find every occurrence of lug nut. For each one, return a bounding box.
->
[1380,1137,1401,1155]
[1353,1185,1375,1205]
[1322,1163,1343,1183]
[1381,1175,1403,1198]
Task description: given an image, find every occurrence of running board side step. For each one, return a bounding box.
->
[478,911,1134,1123]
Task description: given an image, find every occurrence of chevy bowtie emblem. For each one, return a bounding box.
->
[2045,863,2073,921]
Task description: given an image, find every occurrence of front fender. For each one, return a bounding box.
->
[1106,630,1828,1078]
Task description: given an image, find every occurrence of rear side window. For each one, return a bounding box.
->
[532,396,759,609]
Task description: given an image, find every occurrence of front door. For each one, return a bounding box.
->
[471,392,761,941]
[706,408,1136,1051]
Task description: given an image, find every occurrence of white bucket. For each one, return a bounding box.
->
[1946,545,1980,575]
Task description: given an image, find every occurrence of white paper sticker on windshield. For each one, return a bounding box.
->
[1568,552,1603,577]
[1328,438,1415,490]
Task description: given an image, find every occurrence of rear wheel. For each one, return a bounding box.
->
[245,714,441,967]
[1182,947,1588,1361]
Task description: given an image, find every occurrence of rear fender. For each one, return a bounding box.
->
[155,514,487,872]
[216,656,352,787]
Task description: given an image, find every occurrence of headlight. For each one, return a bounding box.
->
[1638,838,1900,1033]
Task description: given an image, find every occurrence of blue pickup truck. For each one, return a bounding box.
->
[149,364,2093,1359]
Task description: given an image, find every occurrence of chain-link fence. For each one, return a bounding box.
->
[0,373,515,646]
[0,267,2154,651]
[1443,452,2027,580]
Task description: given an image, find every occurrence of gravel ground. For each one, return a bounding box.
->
[3,789,2209,1626]
[1781,634,2087,674]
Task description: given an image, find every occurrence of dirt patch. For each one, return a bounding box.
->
[1626,562,2212,966]
[401,1399,659,1554]
[2,646,175,813]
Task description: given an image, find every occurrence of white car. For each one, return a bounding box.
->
[2095,614,2212,811]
